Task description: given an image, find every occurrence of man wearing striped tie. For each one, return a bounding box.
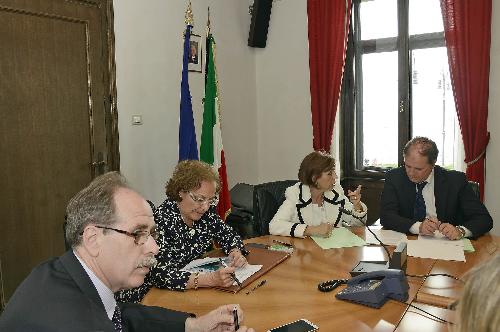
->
[380,137,492,240]
[0,172,253,332]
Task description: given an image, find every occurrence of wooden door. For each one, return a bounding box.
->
[0,0,118,302]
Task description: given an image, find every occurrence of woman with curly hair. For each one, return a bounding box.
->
[117,160,246,303]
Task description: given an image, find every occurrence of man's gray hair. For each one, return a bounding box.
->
[65,172,130,248]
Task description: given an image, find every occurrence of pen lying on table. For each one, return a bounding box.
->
[218,258,243,288]
[273,239,294,248]
[246,279,267,295]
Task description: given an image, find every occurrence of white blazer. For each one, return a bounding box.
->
[269,182,367,238]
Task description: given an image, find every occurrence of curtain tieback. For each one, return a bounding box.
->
[465,133,490,166]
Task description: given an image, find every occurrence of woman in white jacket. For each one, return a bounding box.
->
[269,151,367,238]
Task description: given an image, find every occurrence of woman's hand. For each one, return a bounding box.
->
[208,267,237,287]
[304,223,333,238]
[228,249,247,268]
[347,185,363,211]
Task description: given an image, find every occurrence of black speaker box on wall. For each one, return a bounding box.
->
[248,0,273,48]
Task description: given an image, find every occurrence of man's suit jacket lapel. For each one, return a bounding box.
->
[60,251,115,330]
[433,166,448,219]
[400,169,417,217]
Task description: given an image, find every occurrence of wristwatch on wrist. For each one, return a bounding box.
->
[456,226,466,239]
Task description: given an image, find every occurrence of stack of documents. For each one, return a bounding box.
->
[407,236,466,261]
[365,229,407,246]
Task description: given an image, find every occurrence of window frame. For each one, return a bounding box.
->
[341,0,447,179]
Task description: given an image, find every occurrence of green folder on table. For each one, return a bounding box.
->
[311,227,366,249]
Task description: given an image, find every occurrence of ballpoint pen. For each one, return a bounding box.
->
[233,306,240,330]
[246,279,267,295]
[219,258,243,288]
[273,239,293,248]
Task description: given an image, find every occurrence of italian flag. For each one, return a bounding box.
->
[200,33,231,220]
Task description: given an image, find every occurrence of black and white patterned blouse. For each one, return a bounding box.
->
[116,197,244,303]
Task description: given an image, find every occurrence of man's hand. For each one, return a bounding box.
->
[304,223,333,238]
[185,304,255,332]
[438,223,462,240]
[419,217,440,235]
[228,249,247,268]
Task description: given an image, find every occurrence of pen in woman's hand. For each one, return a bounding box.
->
[219,258,243,288]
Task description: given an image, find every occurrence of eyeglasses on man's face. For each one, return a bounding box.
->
[187,191,219,207]
[94,225,159,245]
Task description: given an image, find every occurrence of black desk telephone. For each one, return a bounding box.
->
[335,269,409,308]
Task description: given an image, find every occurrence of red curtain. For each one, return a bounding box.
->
[440,0,492,200]
[307,0,351,152]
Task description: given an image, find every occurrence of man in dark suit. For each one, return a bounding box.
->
[380,137,492,239]
[0,172,253,332]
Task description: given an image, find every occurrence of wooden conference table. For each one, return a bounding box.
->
[143,228,499,331]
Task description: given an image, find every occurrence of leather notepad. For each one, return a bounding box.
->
[213,245,291,293]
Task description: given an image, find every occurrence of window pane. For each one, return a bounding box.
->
[360,0,397,40]
[411,47,458,168]
[409,0,444,35]
[361,52,398,167]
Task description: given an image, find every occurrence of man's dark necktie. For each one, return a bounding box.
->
[413,181,427,221]
[112,306,123,332]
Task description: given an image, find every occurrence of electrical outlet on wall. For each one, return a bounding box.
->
[132,115,143,125]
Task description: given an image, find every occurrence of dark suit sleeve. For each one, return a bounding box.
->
[121,303,192,332]
[380,170,418,233]
[454,173,493,237]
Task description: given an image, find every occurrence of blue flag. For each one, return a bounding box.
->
[179,25,198,161]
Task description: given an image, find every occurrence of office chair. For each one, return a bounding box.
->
[468,181,480,199]
[253,180,298,235]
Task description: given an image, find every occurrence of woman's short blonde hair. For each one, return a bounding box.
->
[165,160,221,201]
[455,254,500,332]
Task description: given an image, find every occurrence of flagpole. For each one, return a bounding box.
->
[178,0,198,161]
[206,7,211,36]
[185,1,194,26]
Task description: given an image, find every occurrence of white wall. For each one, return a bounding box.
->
[255,0,312,183]
[114,0,499,235]
[114,0,258,205]
[485,0,500,236]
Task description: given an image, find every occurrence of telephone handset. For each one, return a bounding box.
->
[335,269,409,308]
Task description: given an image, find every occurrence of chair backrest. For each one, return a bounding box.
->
[253,180,298,236]
[468,180,480,199]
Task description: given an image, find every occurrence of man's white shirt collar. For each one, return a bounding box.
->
[74,251,117,320]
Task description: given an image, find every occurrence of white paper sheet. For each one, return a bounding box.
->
[365,229,408,246]
[407,236,465,261]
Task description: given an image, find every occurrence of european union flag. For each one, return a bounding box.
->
[179,25,198,161]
